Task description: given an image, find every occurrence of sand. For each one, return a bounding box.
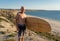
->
[27,15,60,33]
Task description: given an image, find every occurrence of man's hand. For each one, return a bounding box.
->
[16,25,19,32]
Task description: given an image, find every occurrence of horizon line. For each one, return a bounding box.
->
[0,8,60,10]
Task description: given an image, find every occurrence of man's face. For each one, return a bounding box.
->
[20,7,25,13]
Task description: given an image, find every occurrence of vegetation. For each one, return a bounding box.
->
[3,39,15,41]
[0,18,8,22]
[0,25,4,28]
[0,9,16,25]
[7,33,17,37]
[37,32,60,41]
[0,31,5,34]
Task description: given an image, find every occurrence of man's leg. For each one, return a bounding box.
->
[20,31,25,41]
[20,36,24,41]
[18,31,24,41]
[18,30,22,41]
[18,37,20,41]
[18,36,23,41]
[20,25,26,41]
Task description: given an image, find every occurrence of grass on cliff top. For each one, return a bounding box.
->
[3,39,15,41]
[0,18,9,22]
[0,25,4,28]
[37,32,60,41]
[7,33,16,37]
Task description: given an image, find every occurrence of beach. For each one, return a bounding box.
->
[27,15,60,35]
[44,18,60,33]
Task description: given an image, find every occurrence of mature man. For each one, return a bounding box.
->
[16,6,26,41]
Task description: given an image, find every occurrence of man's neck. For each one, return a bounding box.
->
[21,12,24,14]
[19,12,24,14]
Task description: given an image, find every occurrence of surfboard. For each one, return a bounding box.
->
[26,16,51,32]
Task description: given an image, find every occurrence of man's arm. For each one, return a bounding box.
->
[15,13,19,31]
[25,16,27,26]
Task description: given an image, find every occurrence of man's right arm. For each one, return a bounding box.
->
[15,13,19,31]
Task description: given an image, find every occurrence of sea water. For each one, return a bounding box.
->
[25,10,60,21]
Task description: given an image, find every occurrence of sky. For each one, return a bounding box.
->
[0,0,60,10]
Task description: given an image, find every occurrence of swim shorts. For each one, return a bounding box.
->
[17,24,26,38]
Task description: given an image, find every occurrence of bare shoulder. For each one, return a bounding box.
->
[15,12,20,18]
[17,12,21,15]
[24,13,27,17]
[16,12,22,16]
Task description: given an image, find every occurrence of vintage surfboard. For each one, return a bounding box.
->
[26,16,51,32]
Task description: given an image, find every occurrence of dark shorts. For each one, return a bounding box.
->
[17,24,26,37]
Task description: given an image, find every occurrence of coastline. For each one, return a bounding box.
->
[0,15,60,41]
[27,15,60,34]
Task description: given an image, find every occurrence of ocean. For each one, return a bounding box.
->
[25,10,60,21]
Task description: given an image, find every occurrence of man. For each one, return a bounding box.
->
[16,6,26,41]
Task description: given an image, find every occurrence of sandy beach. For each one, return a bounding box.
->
[27,15,60,34]
[40,17,60,33]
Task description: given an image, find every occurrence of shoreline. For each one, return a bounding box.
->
[27,15,60,34]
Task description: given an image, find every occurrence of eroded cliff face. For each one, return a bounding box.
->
[0,16,16,32]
